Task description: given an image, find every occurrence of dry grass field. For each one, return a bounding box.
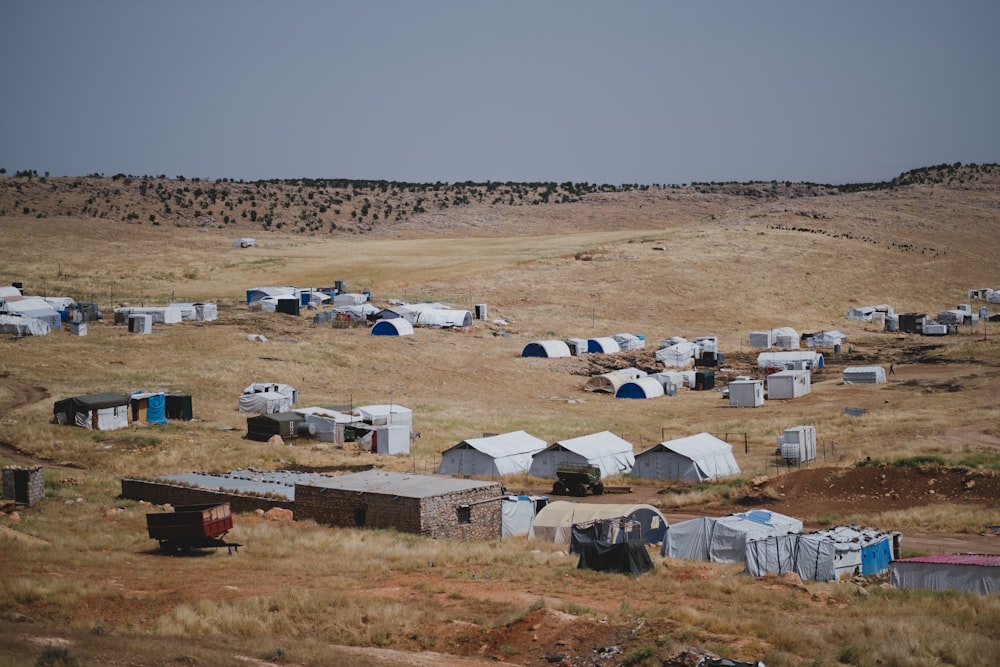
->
[1,167,1000,666]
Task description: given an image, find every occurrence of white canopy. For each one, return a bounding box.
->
[521,340,571,358]
[438,430,547,476]
[632,432,740,482]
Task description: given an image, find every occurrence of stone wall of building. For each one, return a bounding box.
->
[120,478,294,514]
[295,482,502,539]
[2,466,45,507]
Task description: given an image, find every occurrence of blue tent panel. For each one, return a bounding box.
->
[861,537,892,575]
[146,394,167,425]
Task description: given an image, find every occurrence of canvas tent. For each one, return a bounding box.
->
[804,330,847,348]
[890,553,1000,594]
[757,351,824,372]
[371,319,414,336]
[843,366,886,384]
[1,297,62,330]
[521,340,571,358]
[656,341,698,367]
[438,430,547,476]
[528,431,635,479]
[615,377,665,399]
[414,308,473,328]
[745,526,899,581]
[587,337,621,354]
[584,368,646,393]
[0,314,50,336]
[501,495,549,537]
[766,369,811,399]
[748,331,773,349]
[114,306,183,325]
[612,333,645,350]
[239,382,298,414]
[631,432,740,482]
[529,501,668,545]
[662,509,802,563]
[53,392,130,431]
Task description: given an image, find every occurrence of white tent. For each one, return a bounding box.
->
[662,509,802,563]
[771,327,800,349]
[333,292,369,307]
[0,314,50,336]
[584,368,646,393]
[521,340,571,358]
[528,501,667,545]
[501,495,548,537]
[414,308,473,328]
[746,526,899,581]
[631,432,741,482]
[1,297,62,330]
[437,430,547,476]
[766,369,811,399]
[529,431,635,479]
[587,337,621,354]
[232,237,256,247]
[170,302,219,322]
[843,366,886,384]
[247,286,297,304]
[748,331,773,348]
[355,404,413,428]
[614,377,665,399]
[612,333,645,350]
[371,319,414,336]
[805,330,847,348]
[239,382,298,414]
[656,341,698,367]
[756,351,824,371]
[0,286,22,298]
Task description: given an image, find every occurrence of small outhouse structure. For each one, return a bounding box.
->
[766,369,811,399]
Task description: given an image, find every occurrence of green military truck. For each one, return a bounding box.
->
[552,462,604,497]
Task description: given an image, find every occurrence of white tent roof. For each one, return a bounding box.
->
[587,337,621,354]
[756,351,823,369]
[521,340,572,358]
[371,318,414,336]
[633,432,740,481]
[529,431,635,478]
[438,430,547,476]
[656,341,698,367]
[355,404,413,426]
[662,509,802,563]
[584,368,646,393]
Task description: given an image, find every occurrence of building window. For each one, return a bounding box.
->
[457,505,471,525]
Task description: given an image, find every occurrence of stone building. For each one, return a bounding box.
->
[295,470,502,539]
[2,465,45,507]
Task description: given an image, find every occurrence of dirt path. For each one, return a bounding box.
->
[0,374,70,469]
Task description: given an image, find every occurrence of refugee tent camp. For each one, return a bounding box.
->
[239,382,298,414]
[744,525,899,581]
[890,553,1000,594]
[766,369,811,399]
[370,319,414,336]
[842,366,886,384]
[584,368,646,393]
[438,430,547,476]
[521,340,572,358]
[662,509,803,563]
[528,431,635,479]
[631,432,741,482]
[528,500,668,546]
[615,377,665,399]
[0,297,62,330]
[53,392,130,431]
[587,337,621,354]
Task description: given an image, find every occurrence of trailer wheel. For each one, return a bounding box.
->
[592,482,605,495]
[552,480,567,495]
[573,483,588,497]
[160,540,178,555]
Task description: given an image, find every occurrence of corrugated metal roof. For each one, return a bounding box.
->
[896,553,1000,566]
[302,469,500,498]
[157,469,333,500]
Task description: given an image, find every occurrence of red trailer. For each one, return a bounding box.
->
[145,503,240,554]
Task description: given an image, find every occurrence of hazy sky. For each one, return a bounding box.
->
[3,2,998,185]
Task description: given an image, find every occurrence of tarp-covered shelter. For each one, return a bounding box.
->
[246,411,311,441]
[584,368,646,393]
[0,314,50,336]
[615,377,665,399]
[529,501,667,545]
[1,297,62,330]
[587,337,621,354]
[745,526,899,581]
[239,382,298,414]
[804,330,847,348]
[757,351,824,372]
[371,319,414,336]
[612,333,645,350]
[293,406,362,443]
[576,540,654,575]
[521,340,571,358]
[843,366,886,384]
[890,553,1000,594]
[414,308,473,328]
[529,431,635,479]
[766,369,811,399]
[656,341,698,367]
[632,432,740,482]
[438,430,547,476]
[333,292,369,307]
[501,494,549,537]
[53,392,130,431]
[130,391,167,425]
[662,509,802,563]
[355,404,412,428]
